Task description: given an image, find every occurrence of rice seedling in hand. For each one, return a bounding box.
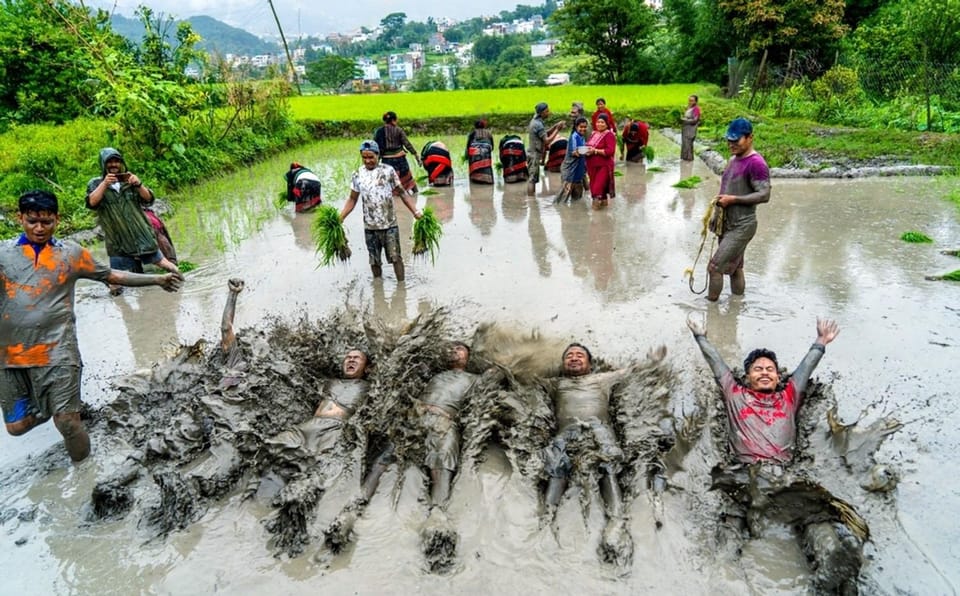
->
[644,145,655,163]
[412,206,443,265]
[313,204,352,265]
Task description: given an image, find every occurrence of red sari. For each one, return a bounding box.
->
[586,130,617,200]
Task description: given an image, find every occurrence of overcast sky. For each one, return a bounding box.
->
[87,0,527,37]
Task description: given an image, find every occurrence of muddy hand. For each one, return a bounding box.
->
[160,271,184,292]
[228,278,245,294]
[816,317,840,345]
[686,314,707,336]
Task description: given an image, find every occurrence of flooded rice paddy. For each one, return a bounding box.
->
[1,132,958,595]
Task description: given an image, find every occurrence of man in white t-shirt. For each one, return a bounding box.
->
[339,140,422,281]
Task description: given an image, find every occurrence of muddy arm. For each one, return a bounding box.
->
[221,279,244,353]
[791,318,838,395]
[339,190,359,221]
[687,318,731,382]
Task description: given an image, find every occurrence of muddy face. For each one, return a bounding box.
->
[562,345,591,377]
[18,211,59,244]
[341,350,368,379]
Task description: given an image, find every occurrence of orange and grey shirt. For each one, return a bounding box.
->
[0,235,111,368]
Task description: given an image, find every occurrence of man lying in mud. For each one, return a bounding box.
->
[255,347,373,554]
[542,342,668,567]
[320,341,480,571]
[687,316,867,593]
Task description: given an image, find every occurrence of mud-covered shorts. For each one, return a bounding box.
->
[543,419,623,479]
[364,226,402,266]
[421,410,460,472]
[0,366,82,424]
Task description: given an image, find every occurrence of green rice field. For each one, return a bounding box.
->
[290,84,706,121]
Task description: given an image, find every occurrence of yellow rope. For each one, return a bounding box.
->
[684,199,724,294]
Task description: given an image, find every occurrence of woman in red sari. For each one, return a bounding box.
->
[585,113,617,205]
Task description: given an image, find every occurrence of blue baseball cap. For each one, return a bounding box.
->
[725,117,753,141]
[359,139,380,154]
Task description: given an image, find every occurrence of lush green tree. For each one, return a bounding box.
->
[379,12,407,48]
[410,66,447,91]
[843,0,888,29]
[471,35,514,64]
[305,55,361,93]
[717,0,848,63]
[550,0,656,83]
[0,0,123,126]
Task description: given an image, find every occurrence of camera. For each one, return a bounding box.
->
[116,172,131,182]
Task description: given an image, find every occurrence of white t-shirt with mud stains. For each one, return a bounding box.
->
[350,163,404,231]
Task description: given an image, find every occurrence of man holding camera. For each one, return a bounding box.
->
[86,147,179,294]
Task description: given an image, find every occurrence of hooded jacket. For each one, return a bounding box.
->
[85,147,158,257]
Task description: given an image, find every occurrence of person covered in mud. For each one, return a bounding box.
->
[706,117,771,302]
[687,316,839,463]
[85,147,180,296]
[362,341,478,511]
[542,342,667,564]
[257,348,371,492]
[340,139,423,282]
[0,190,183,463]
[687,316,867,593]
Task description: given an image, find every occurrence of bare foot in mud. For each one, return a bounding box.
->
[420,508,458,574]
[598,517,634,569]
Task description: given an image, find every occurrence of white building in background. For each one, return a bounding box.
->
[531,39,559,58]
[356,58,381,81]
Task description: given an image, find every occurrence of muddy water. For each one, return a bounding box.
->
[1,134,958,594]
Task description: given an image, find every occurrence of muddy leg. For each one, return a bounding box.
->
[730,268,746,295]
[802,522,863,595]
[597,468,633,567]
[707,271,724,301]
[393,260,405,282]
[371,264,383,278]
[54,412,90,462]
[526,181,536,196]
[430,468,453,508]
[599,469,624,519]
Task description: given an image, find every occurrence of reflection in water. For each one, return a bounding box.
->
[466,184,497,236]
[557,199,591,279]
[372,280,409,324]
[285,209,317,252]
[586,208,616,291]
[425,189,455,223]
[528,197,552,277]
[500,182,528,223]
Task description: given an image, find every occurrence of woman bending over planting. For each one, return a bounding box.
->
[339,140,422,282]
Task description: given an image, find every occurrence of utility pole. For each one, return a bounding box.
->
[267,0,302,95]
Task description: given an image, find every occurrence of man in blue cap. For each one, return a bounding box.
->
[707,117,771,301]
[339,140,422,282]
[527,102,565,196]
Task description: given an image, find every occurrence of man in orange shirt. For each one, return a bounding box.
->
[0,190,182,461]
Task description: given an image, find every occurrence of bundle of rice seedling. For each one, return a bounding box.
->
[673,176,702,189]
[644,145,655,163]
[900,231,933,243]
[412,206,443,264]
[312,204,351,266]
[647,166,665,173]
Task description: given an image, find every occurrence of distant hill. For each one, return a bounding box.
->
[109,13,277,57]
